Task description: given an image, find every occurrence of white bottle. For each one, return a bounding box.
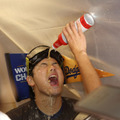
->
[52,13,95,49]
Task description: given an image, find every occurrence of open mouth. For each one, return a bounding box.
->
[48,75,59,86]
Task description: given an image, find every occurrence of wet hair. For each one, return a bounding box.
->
[26,45,64,76]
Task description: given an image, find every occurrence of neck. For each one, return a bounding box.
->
[35,93,62,116]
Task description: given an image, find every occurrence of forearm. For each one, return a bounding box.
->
[74,51,102,93]
[62,21,102,93]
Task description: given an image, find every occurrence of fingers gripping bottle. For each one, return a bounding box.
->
[52,13,95,49]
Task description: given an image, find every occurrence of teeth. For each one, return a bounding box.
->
[49,75,57,78]
[48,75,57,83]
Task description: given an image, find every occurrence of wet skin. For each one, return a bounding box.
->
[31,57,64,97]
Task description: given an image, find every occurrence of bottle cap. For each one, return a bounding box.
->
[52,33,67,49]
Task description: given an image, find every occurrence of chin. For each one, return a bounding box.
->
[50,89,62,97]
[51,93,61,97]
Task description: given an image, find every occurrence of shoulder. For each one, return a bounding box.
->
[6,100,35,120]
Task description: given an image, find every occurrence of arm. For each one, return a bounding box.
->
[62,21,102,93]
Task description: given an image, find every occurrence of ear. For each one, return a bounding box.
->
[26,76,35,87]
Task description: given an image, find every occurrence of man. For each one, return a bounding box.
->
[7,21,102,120]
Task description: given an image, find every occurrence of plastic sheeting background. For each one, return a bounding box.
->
[0,0,120,112]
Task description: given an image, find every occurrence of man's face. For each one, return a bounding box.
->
[32,57,64,96]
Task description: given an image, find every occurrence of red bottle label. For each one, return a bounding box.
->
[80,15,92,29]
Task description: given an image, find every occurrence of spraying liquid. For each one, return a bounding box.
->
[48,47,53,83]
[47,14,94,119]
[42,94,53,120]
[45,92,54,120]
[48,95,54,120]
[48,47,53,58]
[47,47,54,120]
[52,13,95,49]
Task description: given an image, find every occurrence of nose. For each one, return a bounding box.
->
[50,65,55,72]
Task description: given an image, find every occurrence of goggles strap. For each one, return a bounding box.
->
[26,57,30,75]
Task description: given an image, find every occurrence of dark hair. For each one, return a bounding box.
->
[28,46,64,76]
